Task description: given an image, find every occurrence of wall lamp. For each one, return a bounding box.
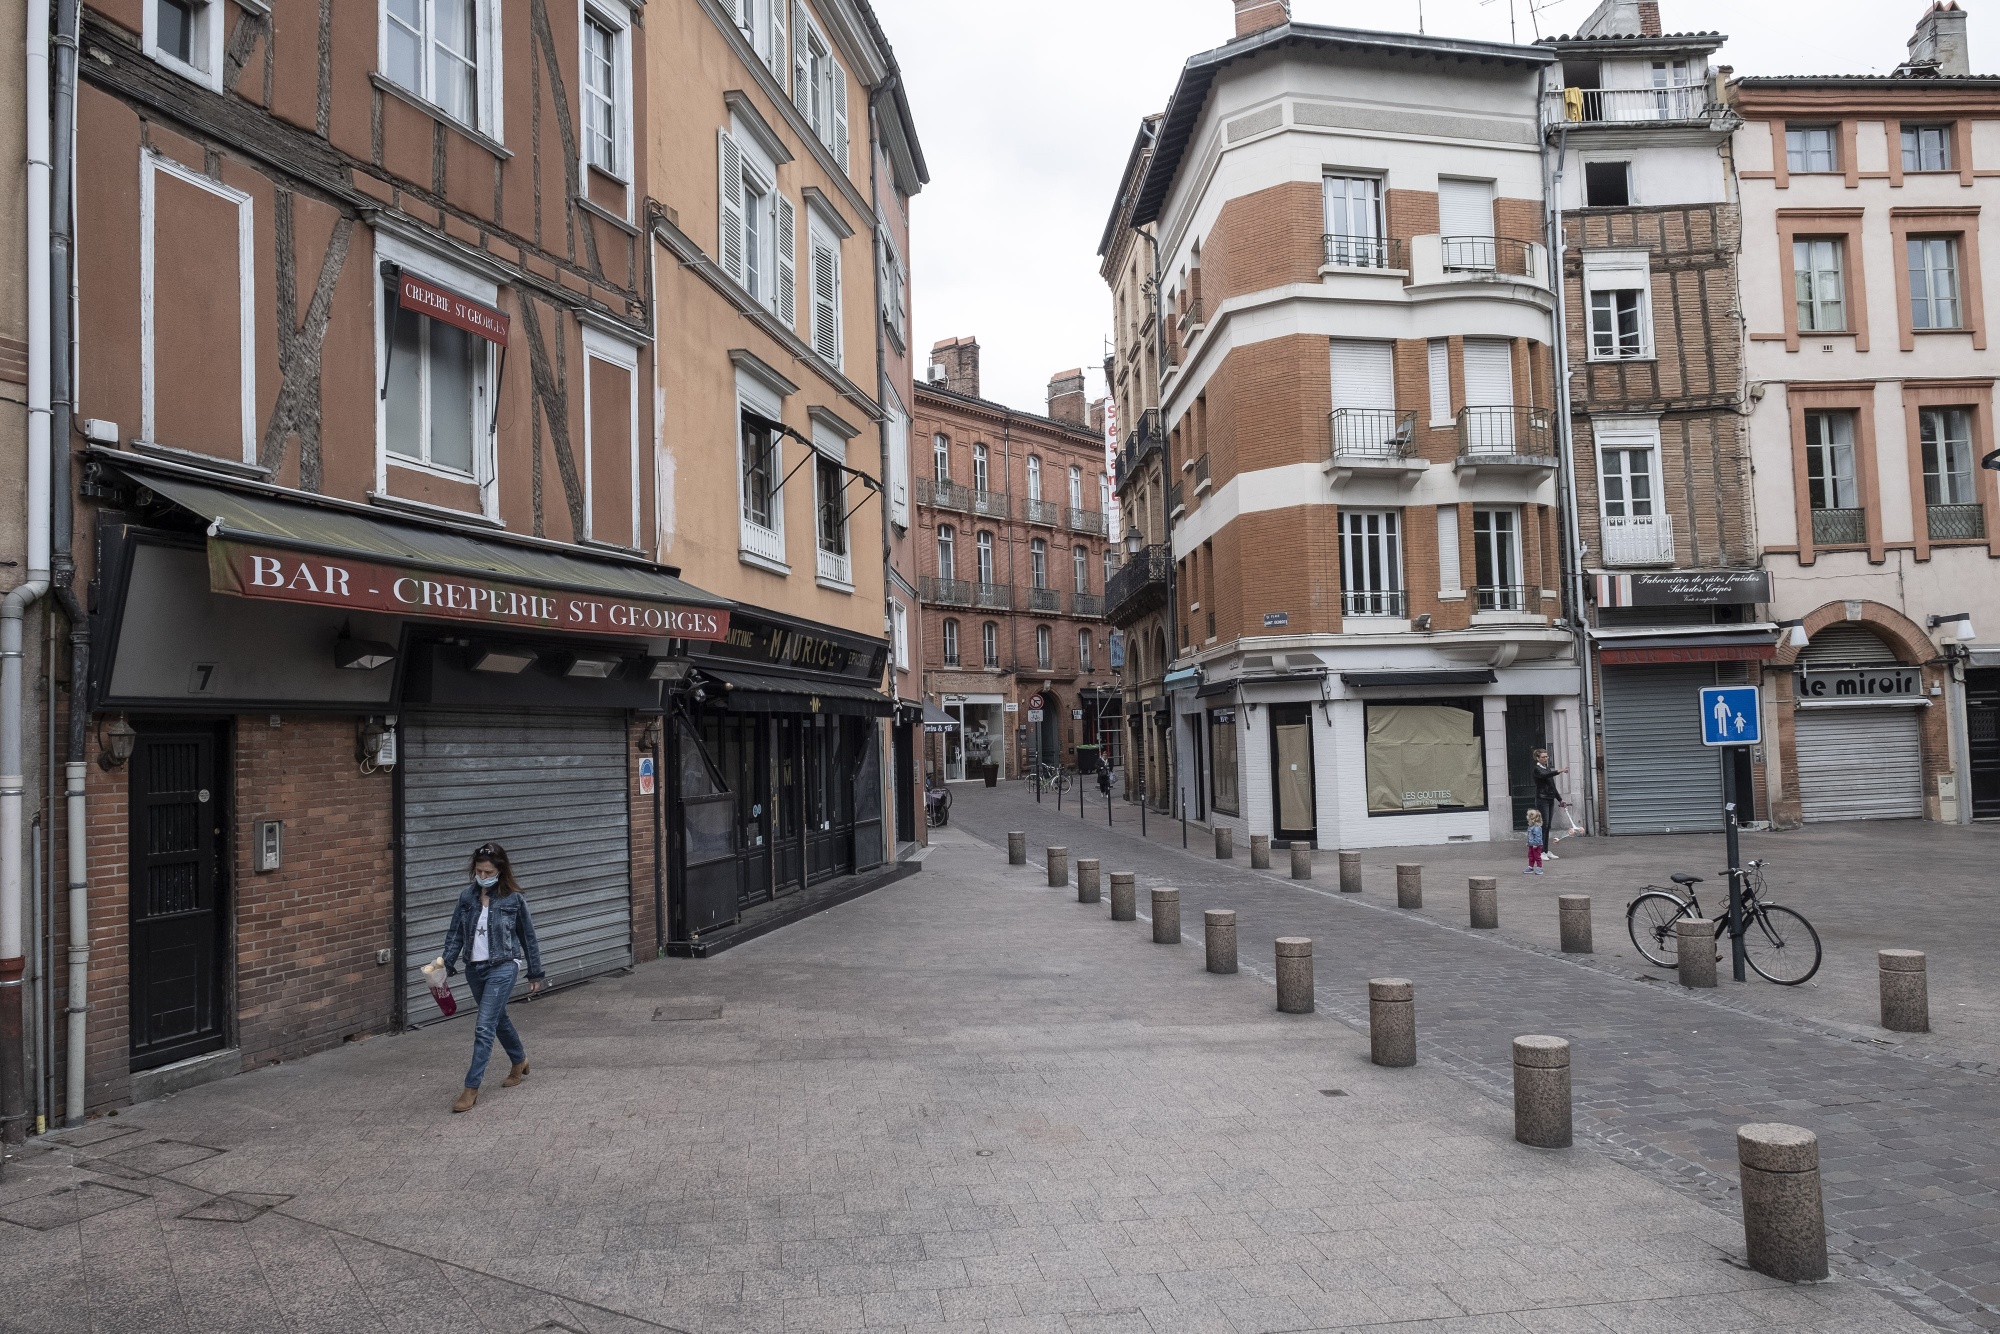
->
[1777,619,1810,649]
[1929,611,1977,643]
[470,646,537,674]
[97,715,137,769]
[335,635,397,670]
[562,652,623,679]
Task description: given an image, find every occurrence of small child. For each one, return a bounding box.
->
[1524,809,1546,874]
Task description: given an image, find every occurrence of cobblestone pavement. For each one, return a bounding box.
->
[956,783,2000,1331]
[0,823,1933,1334]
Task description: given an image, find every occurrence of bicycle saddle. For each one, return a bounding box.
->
[1670,873,1703,886]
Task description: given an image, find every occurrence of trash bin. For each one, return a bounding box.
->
[1075,744,1101,775]
[982,763,998,787]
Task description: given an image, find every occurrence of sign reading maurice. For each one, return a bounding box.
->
[210,541,729,641]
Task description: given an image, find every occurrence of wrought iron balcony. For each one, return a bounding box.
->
[1440,235,1537,278]
[1322,234,1406,270]
[1342,589,1407,618]
[1193,453,1211,493]
[1457,406,1555,465]
[1071,592,1104,619]
[974,581,1012,610]
[1474,584,1529,614]
[1599,514,1676,568]
[1068,508,1108,536]
[1928,503,1986,542]
[1551,85,1716,127]
[1329,409,1416,461]
[1028,587,1060,613]
[1025,497,1062,526]
[1811,507,1868,546]
[916,478,969,511]
[971,488,1012,520]
[1118,410,1162,482]
[1106,544,1170,625]
[921,576,973,607]
[1169,481,1185,516]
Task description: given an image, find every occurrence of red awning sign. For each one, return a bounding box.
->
[1599,644,1776,666]
[398,272,509,346]
[209,540,728,641]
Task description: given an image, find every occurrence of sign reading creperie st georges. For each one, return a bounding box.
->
[210,542,729,641]
[399,272,509,346]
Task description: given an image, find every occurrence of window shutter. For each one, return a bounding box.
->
[830,55,850,171]
[1427,338,1452,424]
[792,2,811,118]
[718,129,745,284]
[733,0,752,36]
[766,0,786,79]
[1329,339,1395,410]
[811,234,840,363]
[775,194,797,326]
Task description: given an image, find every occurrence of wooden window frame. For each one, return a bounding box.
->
[1890,207,1986,352]
[1776,209,1868,352]
[1773,120,1857,189]
[1889,119,1974,189]
[1786,381,1881,566]
[580,325,643,551]
[1899,379,2000,561]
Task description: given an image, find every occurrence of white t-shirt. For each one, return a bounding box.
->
[471,903,491,962]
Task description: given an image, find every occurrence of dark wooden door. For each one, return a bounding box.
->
[1968,670,2000,819]
[1504,696,1548,831]
[128,722,229,1071]
[771,717,804,896]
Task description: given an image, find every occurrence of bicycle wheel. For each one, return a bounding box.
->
[1626,891,1689,968]
[1742,904,1822,985]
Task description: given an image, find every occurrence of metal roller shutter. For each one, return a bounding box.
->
[401,709,632,1024]
[1796,707,1924,823]
[1330,339,1395,410]
[1601,664,1722,833]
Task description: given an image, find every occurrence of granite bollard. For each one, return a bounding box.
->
[1046,846,1068,888]
[1512,1036,1572,1148]
[1152,888,1181,944]
[1468,876,1499,930]
[1396,863,1423,910]
[1677,917,1717,988]
[1737,1123,1829,1281]
[1291,845,1312,880]
[1214,827,1234,860]
[1558,894,1593,954]
[1007,831,1026,866]
[1338,850,1362,893]
[1878,949,1929,1033]
[1204,909,1238,974]
[1109,872,1137,922]
[1368,978,1416,1067]
[1249,834,1270,870]
[1275,938,1314,1013]
[1075,858,1101,905]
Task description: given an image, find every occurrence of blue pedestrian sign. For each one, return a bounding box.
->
[1699,686,1761,748]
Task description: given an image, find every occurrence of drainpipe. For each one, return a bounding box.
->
[48,0,89,1128]
[3,0,58,1158]
[1541,71,1600,835]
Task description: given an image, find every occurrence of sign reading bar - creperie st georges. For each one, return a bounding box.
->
[210,542,729,640]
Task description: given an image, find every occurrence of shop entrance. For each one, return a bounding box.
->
[1037,691,1063,769]
[1503,697,1547,831]
[127,720,231,1072]
[1268,703,1317,846]
[1968,669,2000,819]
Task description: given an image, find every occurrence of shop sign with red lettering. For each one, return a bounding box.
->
[398,272,510,346]
[1598,644,1775,666]
[208,541,729,641]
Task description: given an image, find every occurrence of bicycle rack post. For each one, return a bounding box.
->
[1724,756,1747,983]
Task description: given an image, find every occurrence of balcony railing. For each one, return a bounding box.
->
[1322,234,1405,270]
[971,488,1011,520]
[1342,589,1407,618]
[1179,294,1206,331]
[917,477,969,511]
[1071,592,1104,619]
[1474,584,1529,613]
[1440,235,1537,278]
[1068,507,1108,536]
[1169,480,1185,515]
[1458,406,1555,461]
[1193,452,1211,493]
[816,547,852,587]
[1552,85,1714,126]
[1811,507,1868,546]
[1329,408,1416,461]
[974,582,1012,610]
[1106,544,1170,623]
[1599,514,1676,568]
[1119,410,1162,480]
[922,576,972,607]
[1928,503,1987,541]
[1025,497,1062,526]
[1028,587,1060,613]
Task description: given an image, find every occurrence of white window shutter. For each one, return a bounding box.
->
[792,2,811,118]
[1427,338,1452,425]
[811,234,839,364]
[775,194,797,326]
[733,0,752,36]
[831,56,850,171]
[767,0,787,81]
[718,129,745,284]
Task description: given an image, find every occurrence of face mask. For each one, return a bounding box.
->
[475,874,499,889]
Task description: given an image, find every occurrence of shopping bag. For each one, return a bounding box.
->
[421,958,457,1017]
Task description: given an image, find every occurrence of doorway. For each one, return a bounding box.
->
[1037,691,1062,769]
[127,720,230,1072]
[893,719,916,844]
[1268,704,1317,846]
[1970,669,2000,818]
[1503,696,1547,830]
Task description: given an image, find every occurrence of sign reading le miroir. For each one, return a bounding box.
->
[210,541,729,640]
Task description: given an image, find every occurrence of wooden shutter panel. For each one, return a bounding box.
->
[775,194,797,327]
[811,233,839,363]
[831,55,850,171]
[792,2,811,118]
[767,0,787,81]
[718,129,745,284]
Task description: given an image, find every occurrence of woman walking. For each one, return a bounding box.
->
[1531,748,1566,860]
[438,842,544,1113]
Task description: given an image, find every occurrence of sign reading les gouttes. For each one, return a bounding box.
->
[398,272,509,346]
[209,541,729,641]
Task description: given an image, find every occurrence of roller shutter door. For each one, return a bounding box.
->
[401,709,632,1024]
[1601,664,1722,833]
[1330,339,1395,410]
[1796,707,1924,823]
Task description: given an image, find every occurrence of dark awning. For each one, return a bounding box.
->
[1341,669,1499,689]
[1195,678,1237,698]
[1597,631,1778,666]
[698,665,894,718]
[921,701,959,732]
[130,469,730,640]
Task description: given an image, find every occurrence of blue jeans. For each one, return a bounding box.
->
[463,959,526,1089]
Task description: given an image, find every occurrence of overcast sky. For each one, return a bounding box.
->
[867,0,1999,415]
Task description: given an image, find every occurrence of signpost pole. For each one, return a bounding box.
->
[1724,750,1747,983]
[1181,790,1188,849]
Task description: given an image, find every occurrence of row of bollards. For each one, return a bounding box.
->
[1005,830,1828,1283]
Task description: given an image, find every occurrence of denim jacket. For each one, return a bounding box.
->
[441,886,545,980]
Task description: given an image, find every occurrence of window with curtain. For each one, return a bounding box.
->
[1804,411,1858,510]
[1073,546,1088,593]
[1027,456,1042,501]
[932,433,949,481]
[973,443,989,493]
[982,621,998,669]
[1600,446,1656,518]
[1921,407,1977,505]
[1794,238,1846,332]
[1036,625,1052,670]
[1902,123,1953,172]
[1078,629,1092,673]
[1908,236,1962,330]
[941,618,959,667]
[976,531,994,584]
[1068,465,1083,510]
[1785,124,1838,173]
[1472,508,1520,611]
[1323,175,1383,267]
[936,525,955,581]
[1340,510,1403,617]
[1030,538,1047,589]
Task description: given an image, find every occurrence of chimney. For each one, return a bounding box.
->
[1088,397,1108,437]
[1233,0,1290,39]
[928,336,981,398]
[1047,370,1088,426]
[1909,1,1971,77]
[1636,1,1662,36]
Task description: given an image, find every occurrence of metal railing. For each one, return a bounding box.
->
[1458,406,1555,460]
[974,582,1012,610]
[916,477,970,511]
[971,488,1011,519]
[1068,508,1108,536]
[1071,592,1104,619]
[1928,503,1987,541]
[1342,589,1407,618]
[1599,514,1677,567]
[1474,584,1529,613]
[1329,408,1416,460]
[1025,497,1062,526]
[1169,480,1185,515]
[1553,85,1713,125]
[1106,544,1170,623]
[1439,235,1537,278]
[1119,410,1162,479]
[1811,507,1867,546]
[1028,587,1060,613]
[921,576,972,606]
[1322,234,1405,270]
[1180,294,1206,330]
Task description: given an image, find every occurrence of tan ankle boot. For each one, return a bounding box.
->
[503,1061,530,1087]
[452,1086,478,1113]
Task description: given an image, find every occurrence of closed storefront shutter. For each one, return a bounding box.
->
[1601,664,1722,833]
[401,709,632,1024]
[1796,707,1924,822]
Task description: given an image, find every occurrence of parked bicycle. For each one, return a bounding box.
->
[924,782,951,829]
[1625,859,1822,985]
[1035,760,1072,794]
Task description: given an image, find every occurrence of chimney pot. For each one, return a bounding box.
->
[928,337,981,398]
[1910,0,1971,77]
[1047,370,1088,426]
[1233,0,1290,38]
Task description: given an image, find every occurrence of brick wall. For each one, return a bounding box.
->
[1204,181,1323,307]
